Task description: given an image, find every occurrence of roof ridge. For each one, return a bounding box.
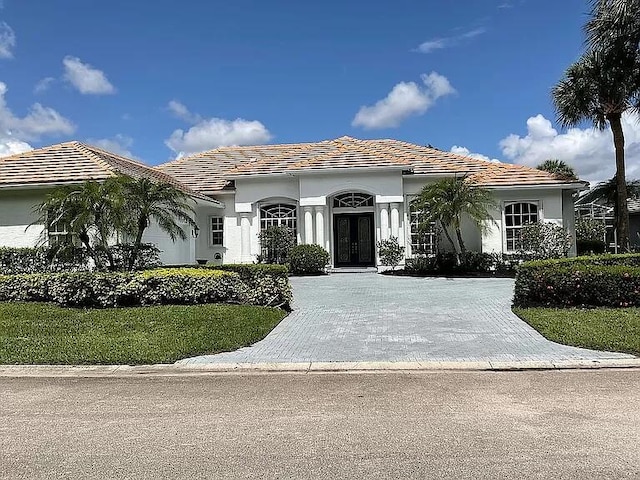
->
[72,142,119,178]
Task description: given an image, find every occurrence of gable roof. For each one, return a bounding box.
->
[0,141,220,204]
[158,136,586,194]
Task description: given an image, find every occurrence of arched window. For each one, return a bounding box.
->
[504,202,539,251]
[333,193,374,208]
[259,203,297,232]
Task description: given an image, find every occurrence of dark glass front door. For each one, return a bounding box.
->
[334,213,375,267]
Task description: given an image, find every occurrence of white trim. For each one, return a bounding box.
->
[375,195,403,204]
[299,196,327,207]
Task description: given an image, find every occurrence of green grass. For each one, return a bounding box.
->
[0,302,286,365]
[514,307,640,356]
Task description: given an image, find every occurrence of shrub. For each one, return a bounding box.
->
[513,254,640,307]
[519,221,572,260]
[376,237,404,270]
[576,239,607,255]
[258,225,296,264]
[0,268,288,309]
[217,263,291,308]
[0,246,89,275]
[288,244,329,274]
[576,217,607,242]
[403,252,517,275]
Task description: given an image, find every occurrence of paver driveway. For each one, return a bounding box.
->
[180,273,634,364]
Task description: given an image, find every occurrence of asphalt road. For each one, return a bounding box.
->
[2,370,640,479]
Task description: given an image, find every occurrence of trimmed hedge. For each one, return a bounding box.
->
[0,247,89,275]
[513,254,640,308]
[0,267,291,309]
[404,252,519,275]
[288,245,329,275]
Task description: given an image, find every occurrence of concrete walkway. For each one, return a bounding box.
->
[179,273,634,365]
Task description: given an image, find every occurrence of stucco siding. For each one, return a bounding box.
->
[0,190,46,248]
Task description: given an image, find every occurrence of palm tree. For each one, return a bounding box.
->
[536,159,578,180]
[121,177,197,270]
[552,49,640,251]
[578,176,640,210]
[414,175,496,256]
[33,179,126,270]
[586,0,640,65]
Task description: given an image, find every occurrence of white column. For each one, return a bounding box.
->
[390,203,400,239]
[380,203,390,241]
[240,212,252,263]
[304,206,314,244]
[314,206,324,247]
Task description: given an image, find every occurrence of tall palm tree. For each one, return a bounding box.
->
[414,175,496,256]
[586,0,640,63]
[121,177,196,270]
[578,176,640,211]
[552,49,640,251]
[536,159,578,180]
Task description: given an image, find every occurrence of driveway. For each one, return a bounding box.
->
[180,273,633,364]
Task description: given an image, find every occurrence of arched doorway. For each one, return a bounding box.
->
[331,193,375,267]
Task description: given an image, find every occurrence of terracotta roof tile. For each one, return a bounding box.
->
[156,136,585,194]
[0,141,217,203]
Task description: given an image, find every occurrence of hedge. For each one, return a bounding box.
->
[0,267,292,309]
[0,247,89,275]
[287,245,329,274]
[513,254,640,308]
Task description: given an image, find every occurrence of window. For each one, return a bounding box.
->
[259,204,297,232]
[504,202,539,251]
[333,193,374,208]
[210,217,224,246]
[409,201,437,255]
[47,221,70,247]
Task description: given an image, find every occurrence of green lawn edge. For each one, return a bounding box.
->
[0,302,287,365]
[513,307,640,356]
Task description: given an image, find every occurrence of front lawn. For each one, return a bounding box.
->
[0,302,286,365]
[514,307,640,356]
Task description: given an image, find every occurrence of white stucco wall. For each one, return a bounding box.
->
[0,189,46,248]
[482,187,569,254]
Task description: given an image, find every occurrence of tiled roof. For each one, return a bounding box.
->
[0,141,217,203]
[157,136,586,194]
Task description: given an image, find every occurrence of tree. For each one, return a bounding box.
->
[413,176,496,257]
[579,176,640,207]
[536,159,578,180]
[552,48,640,251]
[33,178,126,270]
[120,177,196,270]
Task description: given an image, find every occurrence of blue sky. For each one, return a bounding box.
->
[1,0,638,182]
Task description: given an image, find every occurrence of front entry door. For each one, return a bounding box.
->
[334,213,375,267]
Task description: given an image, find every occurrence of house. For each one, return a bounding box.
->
[0,136,586,268]
[0,141,223,265]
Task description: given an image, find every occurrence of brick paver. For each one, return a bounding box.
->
[180,273,634,364]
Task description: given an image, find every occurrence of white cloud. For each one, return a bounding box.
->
[0,22,15,59]
[450,145,501,163]
[34,77,55,94]
[0,81,75,141]
[87,134,136,159]
[167,100,201,124]
[165,101,272,156]
[415,28,485,54]
[352,72,455,130]
[63,56,115,95]
[499,113,640,182]
[0,136,32,157]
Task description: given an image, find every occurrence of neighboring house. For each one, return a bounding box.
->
[0,141,223,265]
[0,136,586,267]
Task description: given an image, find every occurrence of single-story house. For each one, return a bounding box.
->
[0,136,586,268]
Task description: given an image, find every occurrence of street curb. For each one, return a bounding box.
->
[1,358,640,377]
